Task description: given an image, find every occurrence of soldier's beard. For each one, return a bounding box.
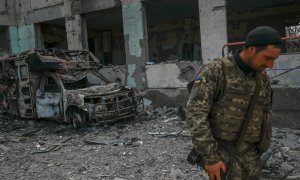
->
[248,60,266,72]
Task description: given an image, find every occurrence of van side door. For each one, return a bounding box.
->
[15,60,34,118]
[36,75,63,119]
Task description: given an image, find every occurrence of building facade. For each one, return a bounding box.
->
[1,0,300,128]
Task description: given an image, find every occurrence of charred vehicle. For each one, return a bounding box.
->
[0,49,144,127]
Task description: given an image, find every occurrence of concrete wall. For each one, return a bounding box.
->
[0,0,120,26]
[146,62,200,88]
[0,0,17,25]
[15,0,65,25]
[267,54,300,87]
[65,14,88,50]
[14,0,118,25]
[143,61,201,107]
[99,62,202,89]
[81,0,119,14]
[199,0,227,64]
[98,61,201,107]
[122,0,149,90]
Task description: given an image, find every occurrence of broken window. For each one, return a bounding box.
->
[0,26,9,55]
[285,24,300,53]
[63,77,89,90]
[41,23,68,50]
[44,77,59,92]
[19,65,28,81]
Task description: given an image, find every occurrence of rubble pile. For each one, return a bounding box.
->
[0,109,299,180]
[262,128,300,179]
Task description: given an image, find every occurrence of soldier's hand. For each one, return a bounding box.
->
[204,161,226,180]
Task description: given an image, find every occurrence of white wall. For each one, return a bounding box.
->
[146,62,201,88]
[267,53,300,88]
[198,0,228,64]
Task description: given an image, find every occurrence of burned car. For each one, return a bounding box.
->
[0,49,144,128]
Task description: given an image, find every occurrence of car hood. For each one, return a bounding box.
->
[66,83,122,97]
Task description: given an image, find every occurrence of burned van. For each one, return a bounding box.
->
[0,49,144,127]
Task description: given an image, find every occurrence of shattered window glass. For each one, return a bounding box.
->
[63,77,89,90]
[19,65,28,81]
[44,77,59,92]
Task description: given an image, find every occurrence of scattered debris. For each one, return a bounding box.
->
[20,128,41,137]
[32,136,73,154]
[0,108,299,179]
[17,136,31,142]
[281,167,296,180]
[169,168,187,180]
[83,137,142,147]
[92,175,128,180]
[0,144,10,152]
[261,151,272,168]
[286,175,300,180]
[147,131,190,138]
[0,136,6,143]
[163,117,180,123]
[262,128,300,179]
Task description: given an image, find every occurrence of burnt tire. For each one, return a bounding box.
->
[67,106,87,129]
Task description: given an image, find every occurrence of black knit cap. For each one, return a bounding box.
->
[245,26,282,47]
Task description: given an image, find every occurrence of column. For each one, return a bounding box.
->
[65,14,88,50]
[121,0,149,90]
[198,0,228,64]
[34,24,44,49]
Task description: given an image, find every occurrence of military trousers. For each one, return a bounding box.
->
[216,139,261,180]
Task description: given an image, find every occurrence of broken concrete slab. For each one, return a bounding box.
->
[0,144,10,152]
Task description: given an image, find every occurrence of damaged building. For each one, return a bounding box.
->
[0,0,300,179]
[1,0,299,129]
[0,1,299,126]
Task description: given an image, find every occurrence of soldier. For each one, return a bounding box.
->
[186,26,282,180]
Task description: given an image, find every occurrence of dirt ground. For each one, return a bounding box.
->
[0,108,300,180]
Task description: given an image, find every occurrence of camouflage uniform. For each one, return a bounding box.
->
[186,55,272,180]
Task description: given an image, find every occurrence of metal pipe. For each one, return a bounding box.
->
[221,36,300,57]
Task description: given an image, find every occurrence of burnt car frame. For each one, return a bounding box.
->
[0,49,144,127]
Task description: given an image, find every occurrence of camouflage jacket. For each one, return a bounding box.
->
[186,55,272,164]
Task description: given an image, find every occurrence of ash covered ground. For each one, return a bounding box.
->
[0,108,300,180]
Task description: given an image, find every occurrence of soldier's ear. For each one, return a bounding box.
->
[244,46,257,57]
[248,46,257,54]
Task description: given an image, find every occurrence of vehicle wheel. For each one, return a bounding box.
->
[67,106,87,128]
